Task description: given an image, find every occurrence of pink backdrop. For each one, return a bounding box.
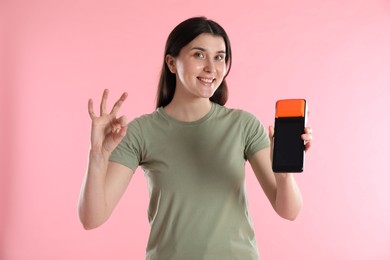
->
[1,0,390,259]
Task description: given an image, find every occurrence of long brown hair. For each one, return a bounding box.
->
[156,17,232,109]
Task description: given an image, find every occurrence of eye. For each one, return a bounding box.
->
[215,54,225,61]
[194,52,205,58]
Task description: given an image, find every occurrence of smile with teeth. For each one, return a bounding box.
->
[198,77,215,84]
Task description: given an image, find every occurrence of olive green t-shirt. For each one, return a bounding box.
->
[109,102,270,260]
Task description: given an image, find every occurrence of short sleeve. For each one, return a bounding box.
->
[109,119,143,172]
[243,112,270,160]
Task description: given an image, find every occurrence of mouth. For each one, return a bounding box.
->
[197,77,215,84]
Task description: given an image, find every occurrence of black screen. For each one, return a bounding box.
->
[272,117,305,172]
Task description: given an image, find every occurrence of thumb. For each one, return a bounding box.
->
[268,125,275,161]
[268,125,274,140]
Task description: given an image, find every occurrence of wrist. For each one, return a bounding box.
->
[274,172,293,182]
[89,148,110,162]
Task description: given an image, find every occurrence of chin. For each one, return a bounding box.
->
[199,92,215,99]
[199,88,217,98]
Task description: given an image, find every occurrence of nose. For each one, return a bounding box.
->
[204,58,216,73]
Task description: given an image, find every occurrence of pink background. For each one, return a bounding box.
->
[1,0,390,259]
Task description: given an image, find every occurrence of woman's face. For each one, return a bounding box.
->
[167,33,227,101]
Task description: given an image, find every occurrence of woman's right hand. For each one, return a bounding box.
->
[88,89,128,157]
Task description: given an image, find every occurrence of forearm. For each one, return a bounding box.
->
[78,151,110,229]
[274,173,303,220]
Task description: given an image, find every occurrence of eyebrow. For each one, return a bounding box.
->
[191,47,226,54]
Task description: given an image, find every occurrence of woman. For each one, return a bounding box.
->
[78,17,313,260]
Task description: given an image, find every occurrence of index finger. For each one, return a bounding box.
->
[110,92,128,116]
[100,89,109,116]
[88,98,96,119]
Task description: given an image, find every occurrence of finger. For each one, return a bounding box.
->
[88,98,96,119]
[301,133,313,142]
[110,92,128,116]
[300,130,312,149]
[268,125,274,139]
[110,116,127,133]
[304,127,312,134]
[100,89,109,116]
[113,125,128,143]
[118,115,128,126]
[302,126,313,141]
[304,141,312,151]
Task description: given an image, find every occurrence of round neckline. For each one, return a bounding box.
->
[157,102,216,126]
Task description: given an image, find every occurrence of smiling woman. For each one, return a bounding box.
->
[78,16,313,260]
[163,33,228,120]
[3,1,390,259]
[156,17,232,109]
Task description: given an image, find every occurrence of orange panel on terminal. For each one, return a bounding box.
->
[275,99,306,118]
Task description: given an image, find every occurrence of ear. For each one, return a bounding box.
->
[165,55,176,73]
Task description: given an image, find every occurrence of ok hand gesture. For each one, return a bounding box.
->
[88,89,128,157]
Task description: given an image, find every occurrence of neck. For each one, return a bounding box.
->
[163,97,212,122]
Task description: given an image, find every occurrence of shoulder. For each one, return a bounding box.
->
[214,103,260,123]
[123,111,160,139]
[128,110,161,127]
